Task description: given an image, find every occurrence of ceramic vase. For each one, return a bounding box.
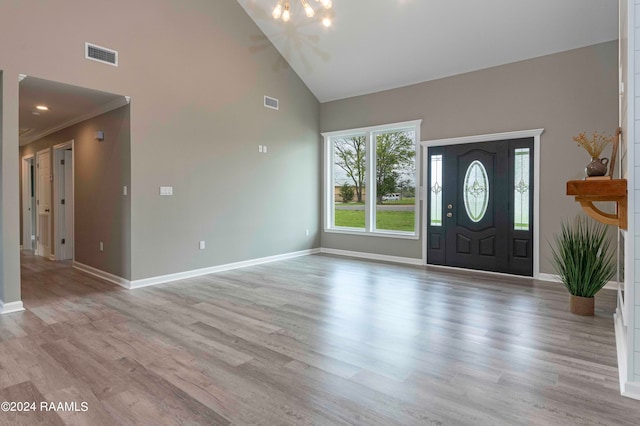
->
[585,157,609,177]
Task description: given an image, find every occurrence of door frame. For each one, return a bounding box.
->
[421,128,544,278]
[21,154,35,250]
[35,147,52,258]
[53,140,74,261]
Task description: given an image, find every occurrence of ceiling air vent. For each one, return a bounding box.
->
[264,96,279,110]
[85,42,118,67]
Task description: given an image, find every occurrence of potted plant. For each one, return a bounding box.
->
[550,215,616,316]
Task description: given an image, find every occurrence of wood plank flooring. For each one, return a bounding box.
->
[1,251,639,425]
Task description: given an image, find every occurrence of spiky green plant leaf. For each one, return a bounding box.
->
[550,216,616,298]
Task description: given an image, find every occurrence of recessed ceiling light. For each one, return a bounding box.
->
[36,105,49,111]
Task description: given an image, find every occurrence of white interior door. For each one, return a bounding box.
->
[21,156,34,250]
[31,165,36,246]
[36,149,51,258]
[63,149,74,260]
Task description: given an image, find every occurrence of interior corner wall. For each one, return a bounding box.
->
[20,106,132,280]
[629,0,640,385]
[0,70,4,304]
[320,41,619,274]
[1,0,320,283]
[619,0,633,386]
[1,69,21,304]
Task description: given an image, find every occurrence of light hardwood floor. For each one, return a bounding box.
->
[1,251,639,425]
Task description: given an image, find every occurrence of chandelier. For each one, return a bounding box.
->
[272,0,333,27]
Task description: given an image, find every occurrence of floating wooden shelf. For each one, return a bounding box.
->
[566,179,627,229]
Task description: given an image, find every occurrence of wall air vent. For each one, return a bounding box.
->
[264,96,279,110]
[85,42,118,67]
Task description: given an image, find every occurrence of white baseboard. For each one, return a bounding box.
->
[614,310,633,398]
[130,248,320,289]
[74,249,321,290]
[0,300,25,315]
[319,248,423,266]
[536,273,559,283]
[73,261,132,289]
[71,249,617,294]
[623,381,640,400]
[319,249,614,287]
[537,273,617,291]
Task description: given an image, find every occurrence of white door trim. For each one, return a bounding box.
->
[420,128,544,279]
[53,140,74,261]
[35,148,52,258]
[21,154,35,250]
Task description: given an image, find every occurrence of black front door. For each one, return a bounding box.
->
[427,138,534,276]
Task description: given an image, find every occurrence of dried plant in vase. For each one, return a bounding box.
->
[572,132,616,177]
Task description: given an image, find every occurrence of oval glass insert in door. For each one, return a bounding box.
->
[463,160,489,222]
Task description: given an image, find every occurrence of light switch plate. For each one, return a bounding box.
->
[160,186,173,196]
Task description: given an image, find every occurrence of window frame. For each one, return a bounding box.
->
[323,120,422,239]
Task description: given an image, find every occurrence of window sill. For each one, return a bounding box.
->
[324,228,419,240]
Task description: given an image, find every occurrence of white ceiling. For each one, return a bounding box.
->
[236,0,618,102]
[19,77,127,146]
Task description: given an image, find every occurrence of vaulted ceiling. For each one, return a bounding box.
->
[18,2,618,144]
[237,0,618,102]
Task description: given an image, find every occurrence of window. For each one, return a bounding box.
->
[463,160,489,223]
[324,120,421,238]
[332,134,366,229]
[514,148,530,230]
[430,154,443,226]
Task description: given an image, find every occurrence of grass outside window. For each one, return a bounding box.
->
[334,209,415,232]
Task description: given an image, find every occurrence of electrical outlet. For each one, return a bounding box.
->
[263,145,268,153]
[305,229,309,236]
[99,242,104,252]
[258,145,263,153]
[199,240,205,250]
[123,185,128,196]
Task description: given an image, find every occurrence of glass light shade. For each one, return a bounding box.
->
[272,4,283,19]
[304,5,314,17]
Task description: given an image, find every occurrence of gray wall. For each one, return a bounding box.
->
[1,72,7,303]
[1,0,320,302]
[320,41,618,274]
[1,71,21,304]
[20,106,131,280]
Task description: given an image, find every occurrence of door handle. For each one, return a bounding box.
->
[45,209,50,213]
